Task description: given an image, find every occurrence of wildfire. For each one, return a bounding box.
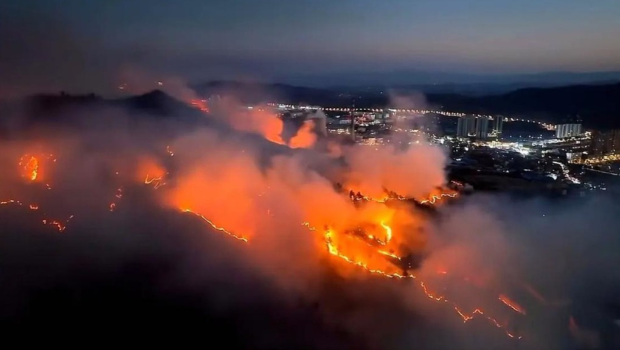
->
[17,153,57,183]
[418,278,521,338]
[2,199,39,211]
[499,294,527,315]
[190,99,209,113]
[138,157,167,189]
[42,215,73,233]
[347,187,459,207]
[2,199,72,232]
[19,155,39,181]
[42,219,63,232]
[144,174,166,189]
[2,146,523,342]
[300,221,522,339]
[419,192,458,205]
[182,209,248,242]
[109,187,123,211]
[321,226,406,278]
[380,220,392,243]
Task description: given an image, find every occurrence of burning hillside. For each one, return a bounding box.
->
[1,91,618,349]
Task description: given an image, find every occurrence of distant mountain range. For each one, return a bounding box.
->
[2,81,619,132]
[194,81,620,128]
[428,83,620,128]
[279,70,620,95]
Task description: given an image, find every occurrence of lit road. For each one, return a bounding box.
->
[269,103,556,130]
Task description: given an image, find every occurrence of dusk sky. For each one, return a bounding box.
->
[2,0,620,95]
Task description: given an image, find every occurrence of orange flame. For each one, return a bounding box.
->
[2,146,520,341]
[499,294,527,315]
[190,99,209,113]
[137,157,167,189]
[419,192,458,205]
[380,220,392,243]
[182,208,248,242]
[300,221,521,339]
[19,155,39,181]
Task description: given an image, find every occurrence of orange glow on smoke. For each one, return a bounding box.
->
[190,99,209,113]
[137,157,167,189]
[165,152,267,240]
[2,143,522,341]
[300,222,521,339]
[259,115,286,145]
[289,120,317,149]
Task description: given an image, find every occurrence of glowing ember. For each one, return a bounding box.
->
[109,187,123,211]
[42,219,65,232]
[138,157,167,189]
[1,199,39,210]
[419,192,458,205]
[346,187,459,206]
[42,215,73,232]
[144,175,166,189]
[190,99,209,113]
[182,209,248,242]
[499,294,527,315]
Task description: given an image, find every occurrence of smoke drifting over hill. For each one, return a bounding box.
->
[1,90,619,350]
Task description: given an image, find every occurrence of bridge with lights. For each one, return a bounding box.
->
[268,103,556,131]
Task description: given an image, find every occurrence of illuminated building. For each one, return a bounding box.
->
[492,116,504,137]
[457,116,489,139]
[475,117,489,139]
[456,115,476,138]
[590,130,620,156]
[556,123,583,138]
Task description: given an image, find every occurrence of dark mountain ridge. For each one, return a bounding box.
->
[428,83,620,128]
[4,81,620,130]
[193,81,620,128]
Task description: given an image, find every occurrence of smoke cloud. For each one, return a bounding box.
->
[1,92,619,350]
